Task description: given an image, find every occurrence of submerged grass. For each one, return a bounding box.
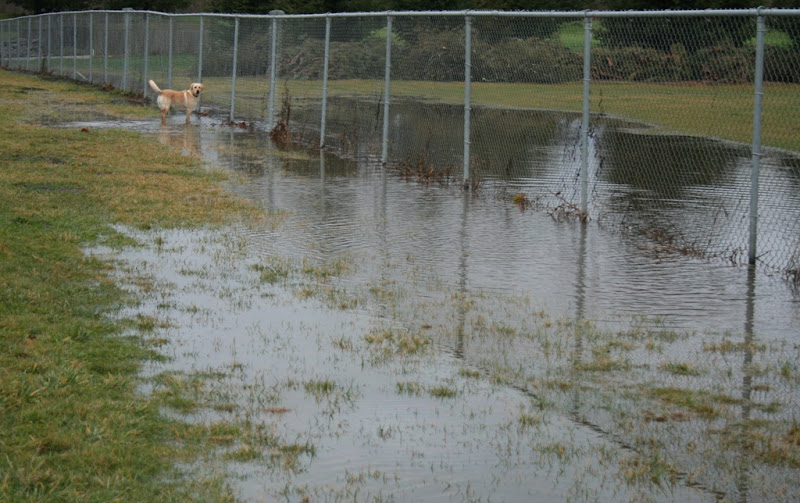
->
[0,69,262,501]
[645,386,741,419]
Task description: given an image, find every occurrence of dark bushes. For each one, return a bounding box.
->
[591,45,689,82]
[198,26,800,85]
[596,16,755,55]
[473,38,582,84]
[764,47,800,84]
[691,45,754,83]
[394,27,466,81]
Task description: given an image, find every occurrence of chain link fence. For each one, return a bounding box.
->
[2,9,799,278]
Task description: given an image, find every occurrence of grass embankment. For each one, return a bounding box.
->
[0,69,258,501]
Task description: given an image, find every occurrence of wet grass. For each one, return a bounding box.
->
[0,69,263,501]
[645,387,724,419]
[396,381,423,396]
[429,385,458,399]
[252,258,291,284]
[394,155,456,186]
[364,327,431,356]
[661,362,704,376]
[424,289,800,498]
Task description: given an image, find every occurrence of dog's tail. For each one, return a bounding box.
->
[147,80,162,94]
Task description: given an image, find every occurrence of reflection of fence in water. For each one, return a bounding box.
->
[1,8,799,277]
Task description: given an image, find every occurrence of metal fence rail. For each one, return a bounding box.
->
[2,8,799,277]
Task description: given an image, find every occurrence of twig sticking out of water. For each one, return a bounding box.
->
[269,86,292,147]
[395,156,454,186]
[548,191,587,222]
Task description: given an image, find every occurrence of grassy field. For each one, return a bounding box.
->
[0,69,262,501]
[194,75,800,152]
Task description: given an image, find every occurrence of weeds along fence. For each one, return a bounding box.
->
[1,9,799,277]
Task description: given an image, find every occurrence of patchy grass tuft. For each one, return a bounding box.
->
[0,69,263,501]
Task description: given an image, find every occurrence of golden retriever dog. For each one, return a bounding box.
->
[148,80,205,124]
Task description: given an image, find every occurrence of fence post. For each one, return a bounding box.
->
[47,15,51,72]
[197,15,203,82]
[580,13,592,218]
[143,13,149,97]
[168,15,173,89]
[88,14,92,82]
[1,21,5,67]
[123,8,131,91]
[16,18,19,68]
[38,16,42,72]
[381,14,392,165]
[59,14,63,75]
[748,9,766,265]
[26,17,31,70]
[320,15,331,148]
[103,12,108,84]
[463,14,472,186]
[229,16,239,122]
[9,18,13,67]
[72,14,77,80]
[267,11,282,130]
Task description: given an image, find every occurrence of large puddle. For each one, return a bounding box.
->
[79,104,799,502]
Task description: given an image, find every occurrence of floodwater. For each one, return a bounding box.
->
[78,101,799,502]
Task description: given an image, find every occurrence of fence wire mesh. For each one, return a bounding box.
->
[1,9,799,279]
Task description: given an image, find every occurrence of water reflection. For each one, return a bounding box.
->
[157,123,203,157]
[214,125,797,341]
[736,265,757,503]
[598,129,744,194]
[315,97,800,274]
[69,102,800,502]
[455,192,470,360]
[234,124,798,499]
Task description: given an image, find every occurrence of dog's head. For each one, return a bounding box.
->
[190,83,205,98]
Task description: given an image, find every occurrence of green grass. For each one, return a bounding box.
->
[747,29,795,49]
[557,20,599,51]
[0,69,261,501]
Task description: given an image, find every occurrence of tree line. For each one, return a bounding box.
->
[8,0,800,15]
